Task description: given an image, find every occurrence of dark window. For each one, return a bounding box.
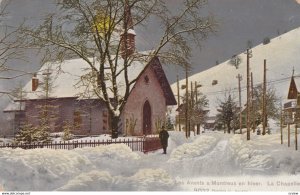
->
[102,110,108,131]
[144,75,149,84]
[74,111,82,128]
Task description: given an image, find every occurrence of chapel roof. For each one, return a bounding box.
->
[5,51,176,112]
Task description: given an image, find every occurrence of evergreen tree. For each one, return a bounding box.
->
[216,94,239,133]
[15,123,51,144]
[15,66,57,144]
[15,124,38,144]
[62,121,73,141]
[165,116,174,130]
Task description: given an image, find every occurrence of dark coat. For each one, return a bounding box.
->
[159,129,169,147]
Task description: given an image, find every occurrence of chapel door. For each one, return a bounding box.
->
[143,100,151,135]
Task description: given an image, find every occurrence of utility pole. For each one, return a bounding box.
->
[262,59,267,135]
[280,103,283,145]
[288,123,290,147]
[190,81,194,137]
[295,125,298,151]
[295,93,300,150]
[195,81,201,135]
[246,49,252,140]
[177,75,181,132]
[185,65,189,138]
[236,74,242,134]
[251,72,254,133]
[195,81,198,102]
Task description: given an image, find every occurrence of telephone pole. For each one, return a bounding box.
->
[236,74,242,134]
[185,65,189,138]
[288,123,290,147]
[280,103,283,145]
[190,81,194,137]
[295,93,300,150]
[195,81,201,135]
[251,72,254,133]
[262,59,267,135]
[177,75,181,132]
[246,49,252,140]
[295,125,298,151]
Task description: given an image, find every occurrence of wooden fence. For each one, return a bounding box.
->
[0,137,162,153]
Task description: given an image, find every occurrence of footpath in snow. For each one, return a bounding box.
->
[0,130,300,191]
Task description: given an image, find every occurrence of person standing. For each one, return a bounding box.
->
[159,126,169,154]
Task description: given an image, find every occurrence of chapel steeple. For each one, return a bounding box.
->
[120,0,136,59]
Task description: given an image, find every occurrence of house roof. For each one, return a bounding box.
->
[144,57,176,105]
[4,51,176,112]
[3,101,25,113]
[287,76,300,99]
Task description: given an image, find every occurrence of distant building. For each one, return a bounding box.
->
[204,116,217,130]
[284,75,300,125]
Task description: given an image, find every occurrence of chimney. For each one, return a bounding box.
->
[32,73,39,91]
[120,0,136,59]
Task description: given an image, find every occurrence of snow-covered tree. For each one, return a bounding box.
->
[15,123,51,144]
[165,115,174,131]
[21,0,217,138]
[16,67,57,143]
[216,94,239,134]
[34,66,59,134]
[251,85,280,128]
[62,121,73,141]
[181,90,209,135]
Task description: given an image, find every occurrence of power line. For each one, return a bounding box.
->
[201,74,297,96]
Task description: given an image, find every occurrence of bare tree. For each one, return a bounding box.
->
[251,84,280,129]
[228,54,242,69]
[0,0,28,95]
[21,0,217,138]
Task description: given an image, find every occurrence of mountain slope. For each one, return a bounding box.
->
[171,27,300,116]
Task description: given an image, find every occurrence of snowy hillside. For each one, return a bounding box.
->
[0,130,300,191]
[171,27,300,116]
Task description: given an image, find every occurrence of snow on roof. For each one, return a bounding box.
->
[3,101,25,112]
[127,29,136,35]
[21,52,153,100]
[171,27,300,116]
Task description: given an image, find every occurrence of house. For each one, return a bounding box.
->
[203,116,217,130]
[284,74,300,125]
[3,6,177,137]
[4,56,176,136]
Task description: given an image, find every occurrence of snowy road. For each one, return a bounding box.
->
[190,139,231,175]
[139,133,240,177]
[1,130,300,191]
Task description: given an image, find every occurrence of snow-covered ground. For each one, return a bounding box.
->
[170,27,300,117]
[0,128,300,191]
